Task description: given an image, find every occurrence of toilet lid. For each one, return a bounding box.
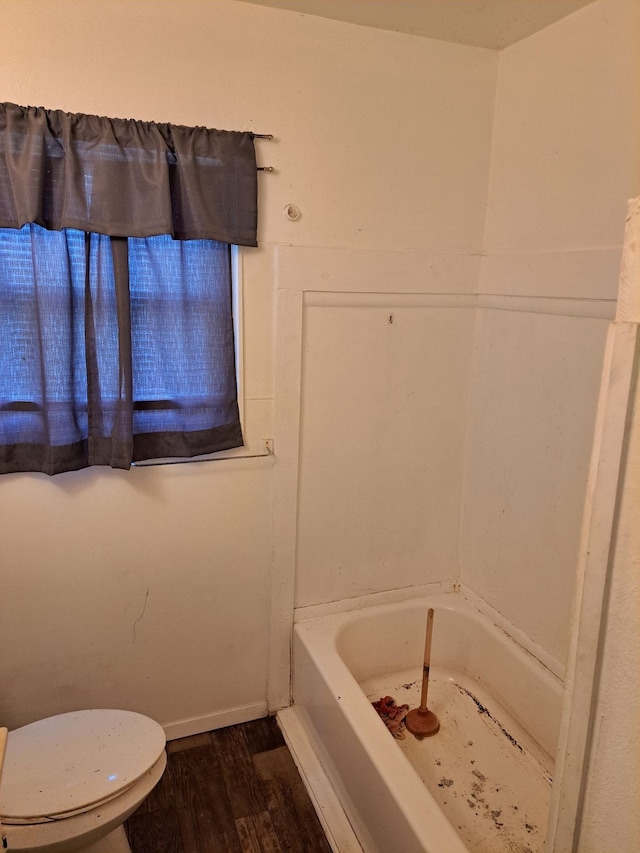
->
[0,710,166,823]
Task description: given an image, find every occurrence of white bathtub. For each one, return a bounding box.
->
[288,593,563,853]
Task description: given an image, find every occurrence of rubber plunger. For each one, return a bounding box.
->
[405,608,440,738]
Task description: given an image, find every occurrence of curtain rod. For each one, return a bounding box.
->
[132,446,273,467]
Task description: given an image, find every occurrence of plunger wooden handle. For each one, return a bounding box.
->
[0,726,7,788]
[419,608,435,711]
[0,726,6,835]
[405,608,440,738]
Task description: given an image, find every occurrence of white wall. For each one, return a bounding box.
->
[460,0,640,669]
[0,0,497,730]
[578,330,640,852]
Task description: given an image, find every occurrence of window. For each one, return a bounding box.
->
[0,102,257,475]
[0,225,243,473]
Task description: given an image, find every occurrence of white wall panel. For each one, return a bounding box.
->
[578,337,640,853]
[460,308,609,666]
[296,299,475,607]
[464,0,640,671]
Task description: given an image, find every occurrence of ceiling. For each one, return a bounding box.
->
[234,0,596,50]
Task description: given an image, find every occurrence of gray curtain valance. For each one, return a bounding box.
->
[0,102,258,246]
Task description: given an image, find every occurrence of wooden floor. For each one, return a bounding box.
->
[125,716,333,853]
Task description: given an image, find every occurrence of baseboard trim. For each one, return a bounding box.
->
[163,700,269,741]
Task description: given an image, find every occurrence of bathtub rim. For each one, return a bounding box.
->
[294,582,565,682]
[296,589,562,770]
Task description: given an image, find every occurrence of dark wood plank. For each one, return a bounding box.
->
[133,752,181,815]
[171,745,243,853]
[126,719,332,853]
[210,724,269,819]
[253,747,332,853]
[138,732,214,814]
[235,811,283,853]
[126,805,184,853]
[167,732,213,754]
[241,716,286,755]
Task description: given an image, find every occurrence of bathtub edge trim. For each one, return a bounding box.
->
[277,706,365,853]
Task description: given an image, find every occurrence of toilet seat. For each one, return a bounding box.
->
[1,754,167,853]
[0,709,166,825]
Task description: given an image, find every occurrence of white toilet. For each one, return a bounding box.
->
[0,709,167,853]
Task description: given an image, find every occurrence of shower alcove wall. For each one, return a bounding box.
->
[269,5,640,846]
[275,197,640,853]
